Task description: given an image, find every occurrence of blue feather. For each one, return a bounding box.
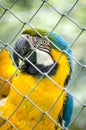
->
[49,33,70,50]
[59,93,73,128]
[23,28,73,71]
[49,32,73,69]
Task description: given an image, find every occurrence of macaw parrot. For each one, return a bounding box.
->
[0,28,73,130]
[0,48,16,99]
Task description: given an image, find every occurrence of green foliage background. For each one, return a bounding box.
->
[0,0,86,130]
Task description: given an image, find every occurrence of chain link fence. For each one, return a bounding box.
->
[0,0,86,130]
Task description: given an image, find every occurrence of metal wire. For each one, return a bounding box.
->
[0,0,86,130]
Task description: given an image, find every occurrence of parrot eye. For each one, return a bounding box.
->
[42,39,48,45]
[40,38,48,45]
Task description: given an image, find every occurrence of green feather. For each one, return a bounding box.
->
[22,28,72,69]
[22,28,70,51]
[22,28,49,37]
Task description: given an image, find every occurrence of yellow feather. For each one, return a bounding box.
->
[0,49,16,99]
[0,49,70,130]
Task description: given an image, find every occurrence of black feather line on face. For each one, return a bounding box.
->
[13,35,58,77]
[20,61,58,77]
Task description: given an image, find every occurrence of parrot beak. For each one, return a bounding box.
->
[14,37,31,56]
[13,36,31,67]
[13,36,36,68]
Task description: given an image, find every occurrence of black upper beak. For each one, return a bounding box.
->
[13,37,31,67]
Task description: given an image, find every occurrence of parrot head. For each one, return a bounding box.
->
[13,28,72,84]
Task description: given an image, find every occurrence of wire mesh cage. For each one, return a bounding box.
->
[0,0,86,130]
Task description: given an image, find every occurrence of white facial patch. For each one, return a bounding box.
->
[19,59,23,66]
[36,49,54,66]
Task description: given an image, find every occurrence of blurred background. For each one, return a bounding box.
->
[0,0,86,129]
